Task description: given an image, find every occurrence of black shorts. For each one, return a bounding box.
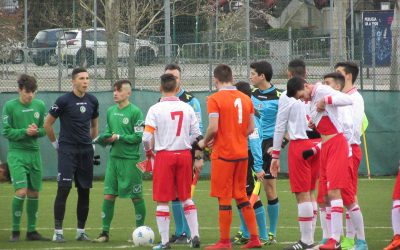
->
[262,138,275,180]
[57,144,94,189]
[246,150,259,196]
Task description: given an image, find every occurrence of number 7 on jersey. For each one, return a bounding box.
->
[170,111,183,136]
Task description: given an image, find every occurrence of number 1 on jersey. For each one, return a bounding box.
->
[234,98,243,124]
[171,111,183,136]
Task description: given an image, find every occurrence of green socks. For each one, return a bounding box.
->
[12,196,25,232]
[102,199,115,233]
[133,199,146,227]
[26,197,39,232]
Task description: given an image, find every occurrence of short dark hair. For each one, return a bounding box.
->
[250,61,273,82]
[286,76,307,98]
[324,72,345,90]
[334,61,359,83]
[72,67,88,79]
[235,81,252,97]
[17,74,37,92]
[288,59,306,78]
[113,79,132,91]
[164,63,181,73]
[214,64,233,83]
[160,73,177,92]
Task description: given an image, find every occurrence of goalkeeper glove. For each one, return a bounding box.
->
[93,155,100,166]
[302,145,320,160]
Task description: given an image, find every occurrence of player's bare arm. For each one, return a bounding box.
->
[44,114,57,143]
[270,158,280,178]
[198,116,218,149]
[90,117,99,139]
[247,114,255,136]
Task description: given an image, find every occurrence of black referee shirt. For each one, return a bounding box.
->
[49,92,99,145]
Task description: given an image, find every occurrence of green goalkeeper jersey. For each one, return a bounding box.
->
[102,103,144,160]
[2,98,46,151]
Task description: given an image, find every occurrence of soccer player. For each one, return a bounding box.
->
[164,63,203,244]
[384,163,400,250]
[143,73,202,249]
[1,74,50,242]
[287,76,355,250]
[323,72,368,250]
[249,60,280,244]
[269,60,321,249]
[233,81,267,245]
[92,79,145,243]
[335,62,367,250]
[44,67,99,242]
[198,64,262,249]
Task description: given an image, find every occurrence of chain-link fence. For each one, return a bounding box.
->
[0,0,399,93]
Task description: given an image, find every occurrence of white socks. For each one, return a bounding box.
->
[298,202,314,245]
[392,200,400,235]
[182,199,199,238]
[312,201,318,238]
[349,205,365,240]
[156,205,170,244]
[330,199,344,242]
[345,211,355,238]
[320,207,328,239]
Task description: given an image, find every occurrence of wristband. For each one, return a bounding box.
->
[271,149,280,159]
[52,139,59,150]
[194,155,203,160]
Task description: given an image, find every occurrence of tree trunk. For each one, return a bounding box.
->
[390,0,400,91]
[128,0,136,88]
[105,0,120,84]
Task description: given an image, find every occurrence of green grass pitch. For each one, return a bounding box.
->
[0,178,395,249]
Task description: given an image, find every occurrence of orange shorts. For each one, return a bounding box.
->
[210,157,248,199]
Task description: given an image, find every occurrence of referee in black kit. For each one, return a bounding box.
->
[44,67,99,243]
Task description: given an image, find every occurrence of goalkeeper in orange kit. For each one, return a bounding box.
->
[198,65,261,249]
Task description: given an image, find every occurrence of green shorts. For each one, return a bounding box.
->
[7,149,43,191]
[104,157,143,199]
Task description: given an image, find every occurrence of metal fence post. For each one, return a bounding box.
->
[350,0,354,60]
[24,0,28,74]
[371,24,376,91]
[245,0,250,79]
[164,0,171,64]
[329,0,334,68]
[288,27,292,61]
[57,40,62,91]
[93,0,98,91]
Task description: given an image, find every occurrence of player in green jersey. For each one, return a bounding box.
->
[93,79,145,243]
[1,74,50,242]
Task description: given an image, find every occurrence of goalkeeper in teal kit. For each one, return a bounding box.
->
[1,74,50,241]
[93,79,145,243]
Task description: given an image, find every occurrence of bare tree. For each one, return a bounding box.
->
[390,0,400,91]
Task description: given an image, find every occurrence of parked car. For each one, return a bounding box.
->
[30,28,67,66]
[56,28,159,67]
[0,38,24,64]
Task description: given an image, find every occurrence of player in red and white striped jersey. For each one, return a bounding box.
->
[142,74,202,249]
[323,72,368,250]
[287,77,354,250]
[270,59,320,249]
